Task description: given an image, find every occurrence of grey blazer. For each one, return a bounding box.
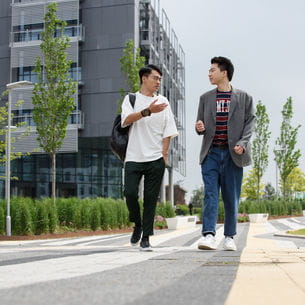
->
[196,87,255,168]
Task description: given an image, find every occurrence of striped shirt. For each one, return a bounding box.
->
[213,90,231,145]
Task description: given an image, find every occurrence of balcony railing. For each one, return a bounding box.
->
[12,110,84,129]
[11,25,83,45]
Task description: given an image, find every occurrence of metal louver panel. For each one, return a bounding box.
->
[12,4,45,26]
[11,87,33,110]
[11,88,78,111]
[12,127,78,153]
[11,41,79,68]
[12,0,79,26]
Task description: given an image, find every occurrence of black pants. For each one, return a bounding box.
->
[124,157,165,236]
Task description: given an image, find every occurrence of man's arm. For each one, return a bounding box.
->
[162,136,171,165]
[123,99,168,126]
[195,96,205,135]
[235,94,255,152]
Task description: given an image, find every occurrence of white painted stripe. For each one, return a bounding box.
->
[40,233,127,246]
[0,245,190,289]
[291,218,304,224]
[0,248,179,289]
[79,234,128,246]
[277,219,304,230]
[265,222,278,233]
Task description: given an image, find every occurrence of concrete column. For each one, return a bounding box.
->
[168,167,174,206]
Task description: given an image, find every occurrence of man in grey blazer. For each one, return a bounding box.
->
[195,56,255,251]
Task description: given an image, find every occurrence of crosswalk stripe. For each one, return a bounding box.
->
[40,233,127,246]
[276,218,304,230]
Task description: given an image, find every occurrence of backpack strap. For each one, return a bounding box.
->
[128,93,136,108]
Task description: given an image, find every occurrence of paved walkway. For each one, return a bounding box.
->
[226,220,305,305]
[0,217,305,305]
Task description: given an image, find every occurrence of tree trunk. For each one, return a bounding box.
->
[257,175,260,202]
[51,152,56,205]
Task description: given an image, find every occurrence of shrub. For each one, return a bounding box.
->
[56,197,77,226]
[156,202,175,218]
[79,199,91,229]
[34,200,49,235]
[12,199,32,235]
[115,199,129,228]
[47,201,58,233]
[90,201,101,231]
[218,202,224,222]
[193,207,202,215]
[175,204,189,216]
[98,198,113,230]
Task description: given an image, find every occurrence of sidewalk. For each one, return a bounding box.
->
[225,222,305,305]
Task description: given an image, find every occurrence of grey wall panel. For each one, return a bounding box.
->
[0,0,11,18]
[79,93,119,137]
[12,128,78,153]
[0,58,10,86]
[0,1,11,91]
[0,19,10,45]
[80,1,137,138]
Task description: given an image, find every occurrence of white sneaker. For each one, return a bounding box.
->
[198,234,216,250]
[223,237,237,251]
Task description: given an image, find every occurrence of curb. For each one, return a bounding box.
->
[274,231,305,239]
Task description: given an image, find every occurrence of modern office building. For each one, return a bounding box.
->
[0,0,186,199]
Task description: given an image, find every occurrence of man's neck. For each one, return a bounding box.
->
[140,87,154,97]
[217,81,231,92]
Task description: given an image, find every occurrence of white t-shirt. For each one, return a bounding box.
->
[121,92,178,163]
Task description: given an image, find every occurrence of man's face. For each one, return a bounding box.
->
[208,63,227,85]
[142,70,161,93]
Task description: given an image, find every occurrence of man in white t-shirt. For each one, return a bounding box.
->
[121,64,178,251]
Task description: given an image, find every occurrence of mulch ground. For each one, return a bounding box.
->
[0,228,134,241]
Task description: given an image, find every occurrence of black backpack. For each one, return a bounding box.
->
[110,93,136,162]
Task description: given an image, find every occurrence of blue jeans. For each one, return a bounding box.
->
[201,147,243,237]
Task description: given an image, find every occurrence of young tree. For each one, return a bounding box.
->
[32,3,77,203]
[241,169,264,200]
[252,101,271,200]
[118,39,146,111]
[285,167,305,199]
[274,97,301,200]
[0,91,29,172]
[189,186,204,208]
[262,182,276,200]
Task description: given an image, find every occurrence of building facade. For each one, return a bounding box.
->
[0,0,185,199]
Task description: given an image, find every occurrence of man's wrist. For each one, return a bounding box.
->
[141,108,151,117]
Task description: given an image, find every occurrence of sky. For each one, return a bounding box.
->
[159,0,305,201]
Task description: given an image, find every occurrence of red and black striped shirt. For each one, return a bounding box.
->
[213,90,231,145]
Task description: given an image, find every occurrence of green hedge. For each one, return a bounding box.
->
[238,199,303,216]
[197,199,305,223]
[0,197,130,236]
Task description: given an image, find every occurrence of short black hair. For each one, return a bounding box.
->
[211,56,234,81]
[139,64,162,84]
